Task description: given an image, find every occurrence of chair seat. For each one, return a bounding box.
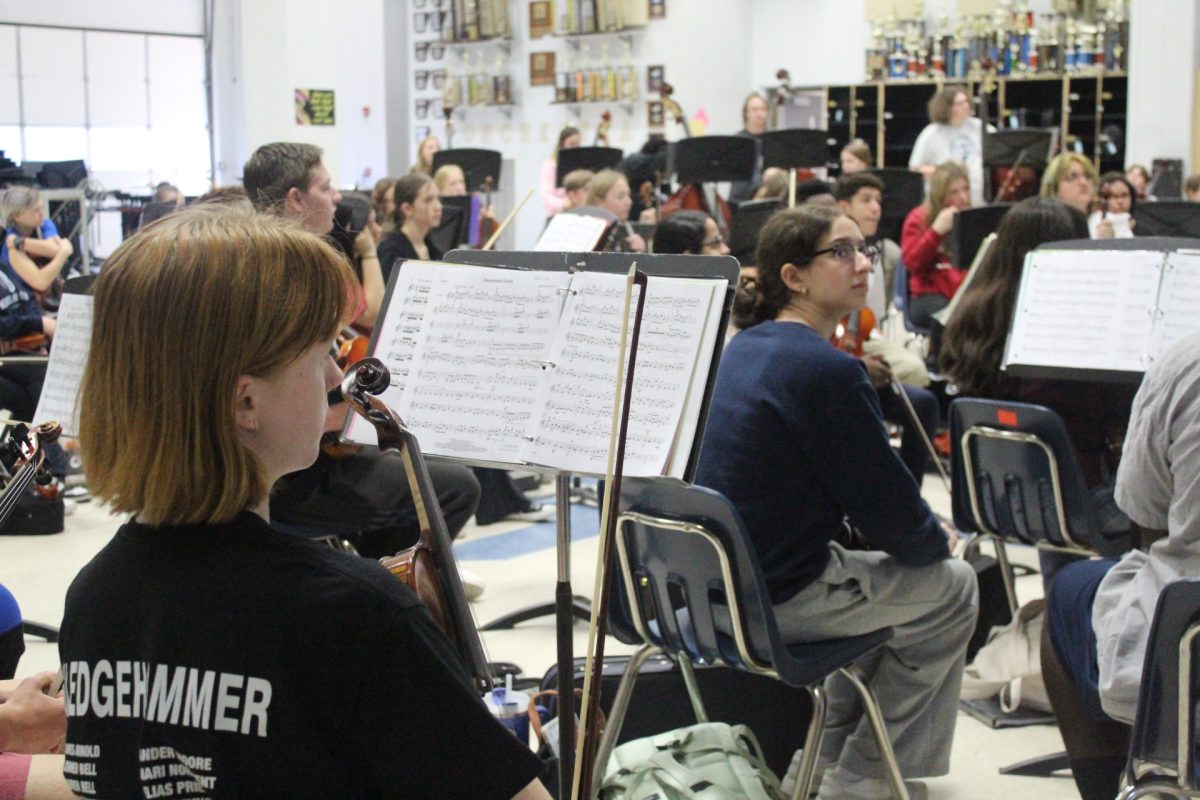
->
[777,628,893,688]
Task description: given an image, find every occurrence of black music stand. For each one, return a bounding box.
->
[441,249,739,799]
[1134,202,1200,238]
[432,148,502,191]
[869,168,925,244]
[760,129,830,171]
[556,146,624,186]
[983,129,1054,201]
[670,136,756,184]
[729,198,782,264]
[429,195,473,252]
[951,204,1011,268]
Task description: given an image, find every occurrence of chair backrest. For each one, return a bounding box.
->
[0,583,20,636]
[891,256,930,336]
[611,478,785,675]
[949,398,1100,551]
[1128,578,1200,786]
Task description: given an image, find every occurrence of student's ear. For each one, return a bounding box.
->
[779,263,806,294]
[234,375,260,434]
[284,186,305,216]
[836,199,850,214]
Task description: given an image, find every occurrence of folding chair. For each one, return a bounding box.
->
[593,478,908,800]
[1118,578,1200,799]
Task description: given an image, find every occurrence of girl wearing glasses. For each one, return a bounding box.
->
[650,209,730,256]
[696,205,976,800]
[1040,153,1097,215]
[900,161,972,328]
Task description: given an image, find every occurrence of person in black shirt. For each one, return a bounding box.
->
[59,203,548,799]
[695,206,976,800]
[377,173,445,283]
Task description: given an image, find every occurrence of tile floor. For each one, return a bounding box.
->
[1,474,1082,799]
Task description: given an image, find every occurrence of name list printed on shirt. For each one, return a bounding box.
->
[61,659,273,797]
[1002,249,1192,374]
[345,261,726,477]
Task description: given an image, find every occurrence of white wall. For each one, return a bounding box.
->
[211,0,388,189]
[0,0,204,35]
[1125,0,1197,175]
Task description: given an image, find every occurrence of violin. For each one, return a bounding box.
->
[831,308,876,357]
[594,109,612,147]
[638,179,658,225]
[476,175,499,247]
[0,422,62,508]
[340,358,493,691]
[657,82,734,236]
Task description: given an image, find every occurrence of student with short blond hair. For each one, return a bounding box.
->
[61,203,550,800]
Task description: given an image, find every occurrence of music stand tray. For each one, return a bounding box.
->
[729,199,782,263]
[670,136,756,184]
[760,129,829,171]
[432,148,503,192]
[1134,202,1200,238]
[556,146,624,187]
[983,129,1054,169]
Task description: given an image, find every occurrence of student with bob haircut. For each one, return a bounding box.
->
[58,203,550,800]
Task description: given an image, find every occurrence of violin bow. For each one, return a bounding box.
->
[482,187,534,251]
[889,378,951,494]
[570,263,649,800]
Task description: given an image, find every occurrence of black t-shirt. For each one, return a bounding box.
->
[58,512,543,799]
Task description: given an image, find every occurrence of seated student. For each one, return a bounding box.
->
[1,672,74,800]
[59,203,550,800]
[939,197,1137,588]
[696,205,977,800]
[0,186,73,423]
[650,209,729,256]
[900,161,971,328]
[1125,163,1153,202]
[588,169,646,252]
[539,127,581,218]
[1186,173,1200,203]
[1040,152,1096,215]
[561,168,594,212]
[751,168,789,202]
[1089,171,1137,239]
[372,177,396,221]
[329,192,385,331]
[840,139,873,175]
[834,173,938,486]
[1041,330,1200,800]
[377,173,444,283]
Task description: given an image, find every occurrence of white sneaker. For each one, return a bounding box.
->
[816,765,926,800]
[458,566,485,601]
[505,504,555,523]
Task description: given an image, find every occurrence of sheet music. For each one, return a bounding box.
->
[520,272,717,477]
[533,213,610,252]
[398,266,571,462]
[665,280,727,479]
[1003,249,1164,373]
[1149,251,1200,360]
[33,292,92,437]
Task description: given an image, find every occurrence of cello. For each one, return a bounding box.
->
[339,358,493,691]
[658,83,734,236]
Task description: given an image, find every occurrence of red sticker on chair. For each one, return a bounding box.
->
[997,409,1018,427]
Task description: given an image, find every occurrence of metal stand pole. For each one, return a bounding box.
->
[554,473,576,800]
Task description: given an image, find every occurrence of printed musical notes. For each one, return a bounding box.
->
[1003,248,1200,377]
[34,292,92,437]
[344,260,727,478]
[533,214,611,252]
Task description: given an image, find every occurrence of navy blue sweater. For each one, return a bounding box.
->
[695,321,948,603]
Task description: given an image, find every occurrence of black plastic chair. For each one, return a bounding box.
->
[1118,578,1200,799]
[594,478,907,800]
[891,256,931,339]
[950,398,1132,615]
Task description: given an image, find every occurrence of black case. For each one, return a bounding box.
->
[0,493,64,535]
[539,653,814,777]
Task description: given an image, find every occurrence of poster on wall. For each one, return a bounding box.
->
[530,52,556,86]
[529,1,553,38]
[296,89,336,125]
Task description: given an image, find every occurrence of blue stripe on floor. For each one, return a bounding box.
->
[453,501,601,561]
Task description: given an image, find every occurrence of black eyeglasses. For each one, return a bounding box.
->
[701,235,725,250]
[811,241,878,265]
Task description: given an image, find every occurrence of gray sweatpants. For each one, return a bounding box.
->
[773,543,978,780]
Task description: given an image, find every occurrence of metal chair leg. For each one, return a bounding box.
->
[791,684,828,800]
[839,664,910,800]
[988,535,1021,617]
[676,652,709,724]
[590,644,658,798]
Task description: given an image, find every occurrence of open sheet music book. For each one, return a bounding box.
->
[1002,248,1200,377]
[343,261,728,478]
[533,213,612,252]
[33,292,93,437]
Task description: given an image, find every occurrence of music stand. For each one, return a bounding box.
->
[760,129,829,171]
[556,146,623,187]
[37,160,88,189]
[729,198,782,264]
[951,204,1011,268]
[869,167,925,244]
[983,129,1054,202]
[670,136,757,184]
[1134,202,1200,238]
[429,195,472,252]
[432,148,502,192]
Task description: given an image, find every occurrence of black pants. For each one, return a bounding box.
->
[0,624,23,681]
[877,383,940,486]
[908,293,949,331]
[0,361,46,423]
[271,450,481,559]
[473,468,535,525]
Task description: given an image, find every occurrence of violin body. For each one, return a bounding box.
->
[990,166,1038,202]
[831,307,877,356]
[661,184,733,232]
[380,542,452,636]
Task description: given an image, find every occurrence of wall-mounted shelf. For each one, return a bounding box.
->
[556,28,642,49]
[441,36,513,56]
[551,99,636,117]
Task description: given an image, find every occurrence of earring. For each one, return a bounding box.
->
[799,286,809,297]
